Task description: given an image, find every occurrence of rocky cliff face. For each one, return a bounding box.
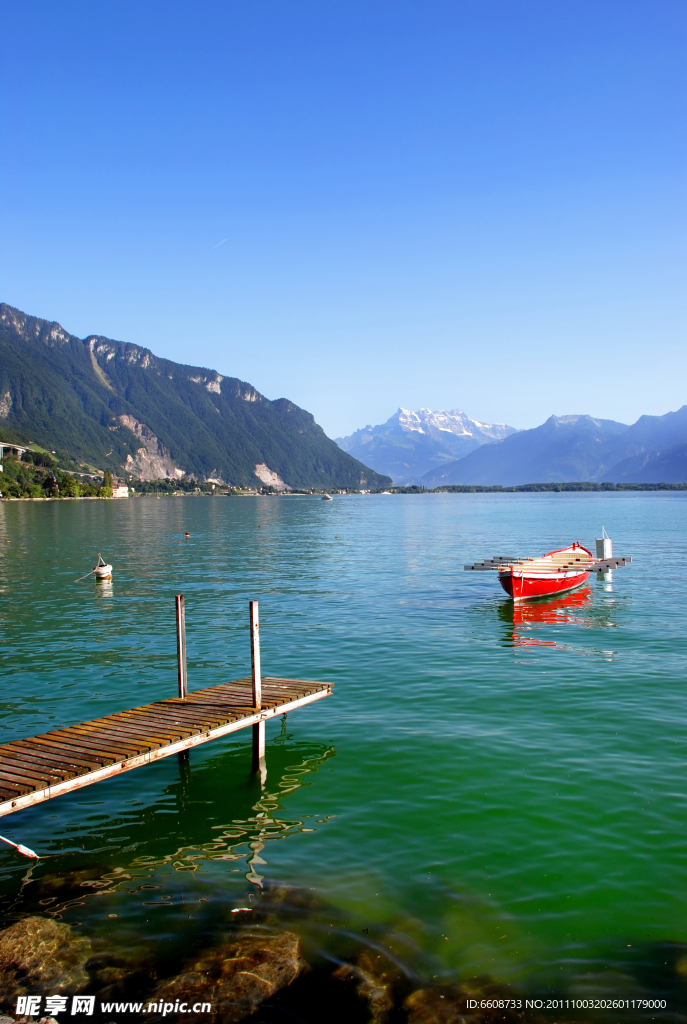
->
[118,415,185,480]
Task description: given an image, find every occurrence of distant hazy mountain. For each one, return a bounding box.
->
[604,443,687,484]
[595,405,687,482]
[0,303,391,489]
[419,407,687,486]
[336,408,517,484]
[596,405,687,478]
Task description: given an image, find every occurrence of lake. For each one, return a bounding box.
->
[0,492,685,1019]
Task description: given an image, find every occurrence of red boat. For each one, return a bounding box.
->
[464,537,631,603]
[497,543,593,602]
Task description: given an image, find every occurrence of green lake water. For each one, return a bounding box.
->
[0,493,686,1017]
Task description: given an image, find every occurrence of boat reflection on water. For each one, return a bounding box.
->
[498,586,595,648]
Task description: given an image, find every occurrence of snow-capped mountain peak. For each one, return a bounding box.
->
[336,407,518,484]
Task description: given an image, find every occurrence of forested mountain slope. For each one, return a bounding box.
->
[0,304,390,489]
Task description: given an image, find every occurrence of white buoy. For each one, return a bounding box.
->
[94,553,113,579]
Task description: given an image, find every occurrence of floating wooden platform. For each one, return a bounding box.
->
[0,677,331,819]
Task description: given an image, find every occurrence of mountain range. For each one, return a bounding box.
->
[336,408,517,484]
[337,406,687,486]
[0,304,391,490]
[418,409,687,486]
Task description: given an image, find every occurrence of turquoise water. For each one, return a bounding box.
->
[0,493,686,1014]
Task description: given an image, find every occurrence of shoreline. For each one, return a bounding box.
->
[2,484,687,501]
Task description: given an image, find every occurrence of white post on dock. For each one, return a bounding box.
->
[250,600,261,710]
[250,601,266,780]
[175,595,187,699]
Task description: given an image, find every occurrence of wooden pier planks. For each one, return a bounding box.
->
[0,676,331,818]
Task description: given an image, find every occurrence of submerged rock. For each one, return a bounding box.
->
[405,985,468,1023]
[333,949,407,1023]
[406,979,546,1024]
[248,883,347,934]
[0,917,91,1002]
[86,948,157,1001]
[251,884,321,916]
[152,930,307,1022]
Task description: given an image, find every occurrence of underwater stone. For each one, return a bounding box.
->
[0,917,91,1002]
[405,985,468,1024]
[333,949,406,1023]
[406,980,552,1024]
[152,930,307,1022]
[86,949,157,1001]
[248,883,336,928]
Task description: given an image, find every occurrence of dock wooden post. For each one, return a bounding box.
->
[175,595,187,699]
[250,601,261,710]
[252,720,266,777]
[250,601,266,779]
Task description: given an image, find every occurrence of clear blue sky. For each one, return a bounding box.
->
[2,0,685,437]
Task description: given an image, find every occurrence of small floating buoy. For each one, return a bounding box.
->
[94,554,113,580]
[185,532,189,537]
[4,540,8,544]
[74,553,112,583]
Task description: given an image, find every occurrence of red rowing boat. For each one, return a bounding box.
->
[464,536,631,603]
[498,543,593,602]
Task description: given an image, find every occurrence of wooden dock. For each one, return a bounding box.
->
[0,600,332,820]
[0,677,331,819]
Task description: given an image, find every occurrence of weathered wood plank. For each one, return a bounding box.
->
[0,786,22,801]
[0,776,35,796]
[3,740,111,770]
[34,727,137,752]
[0,765,59,788]
[0,756,70,782]
[151,698,242,717]
[58,723,161,750]
[0,754,79,782]
[108,715,205,738]
[21,737,118,766]
[0,783,25,799]
[51,729,150,757]
[76,719,182,743]
[68,718,181,743]
[152,704,240,722]
[113,706,216,727]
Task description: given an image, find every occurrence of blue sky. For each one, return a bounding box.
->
[2,0,685,437]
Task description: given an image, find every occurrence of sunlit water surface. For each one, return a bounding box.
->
[0,494,686,1015]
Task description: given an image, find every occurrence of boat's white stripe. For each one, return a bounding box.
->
[508,571,589,581]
